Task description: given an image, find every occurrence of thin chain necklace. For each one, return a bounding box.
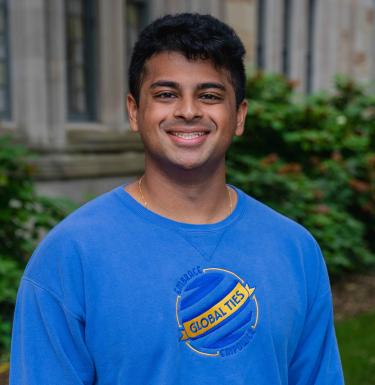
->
[138,176,233,215]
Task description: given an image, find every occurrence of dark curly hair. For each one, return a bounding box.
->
[128,13,246,108]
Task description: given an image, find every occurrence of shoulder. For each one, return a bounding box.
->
[236,187,331,304]
[237,187,316,245]
[36,185,132,243]
[23,187,128,287]
[58,185,127,231]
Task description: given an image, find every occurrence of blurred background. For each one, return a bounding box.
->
[0,0,374,384]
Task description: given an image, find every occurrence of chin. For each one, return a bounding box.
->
[172,156,209,171]
[174,158,220,173]
[150,151,217,173]
[172,162,203,171]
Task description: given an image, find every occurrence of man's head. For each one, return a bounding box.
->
[127,13,248,172]
[128,13,246,108]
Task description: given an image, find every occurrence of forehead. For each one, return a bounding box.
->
[140,51,233,90]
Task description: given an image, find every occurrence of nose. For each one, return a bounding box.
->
[173,96,203,121]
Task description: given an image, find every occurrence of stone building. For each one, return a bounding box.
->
[0,0,374,201]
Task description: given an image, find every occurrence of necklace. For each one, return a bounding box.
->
[138,176,233,215]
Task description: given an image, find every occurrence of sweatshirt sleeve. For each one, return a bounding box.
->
[288,241,345,385]
[9,278,95,385]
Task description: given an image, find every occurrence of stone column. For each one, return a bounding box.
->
[352,0,375,82]
[190,0,225,17]
[314,0,339,91]
[289,0,308,92]
[336,0,355,77]
[149,0,225,22]
[371,0,375,80]
[264,0,283,73]
[9,0,49,146]
[224,0,257,70]
[98,0,127,132]
[45,0,67,148]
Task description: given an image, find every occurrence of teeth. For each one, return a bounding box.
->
[171,132,206,139]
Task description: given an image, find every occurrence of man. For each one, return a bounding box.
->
[10,13,344,384]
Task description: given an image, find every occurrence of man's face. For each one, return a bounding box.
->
[127,51,247,172]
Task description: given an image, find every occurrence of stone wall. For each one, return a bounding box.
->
[1,0,374,201]
[225,0,375,92]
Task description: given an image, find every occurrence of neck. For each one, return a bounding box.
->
[127,160,236,224]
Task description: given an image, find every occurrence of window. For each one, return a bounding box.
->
[282,0,292,77]
[125,0,149,68]
[0,0,11,120]
[306,0,316,93]
[66,0,97,121]
[256,0,266,70]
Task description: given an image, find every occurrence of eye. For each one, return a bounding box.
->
[155,91,177,99]
[199,93,223,102]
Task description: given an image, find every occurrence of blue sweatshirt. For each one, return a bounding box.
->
[10,185,344,384]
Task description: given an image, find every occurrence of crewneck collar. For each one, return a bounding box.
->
[114,184,245,232]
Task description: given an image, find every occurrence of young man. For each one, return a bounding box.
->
[10,13,344,384]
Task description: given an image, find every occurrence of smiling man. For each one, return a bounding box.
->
[10,13,344,385]
[125,49,247,223]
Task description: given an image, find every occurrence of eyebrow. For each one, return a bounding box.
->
[197,82,226,91]
[149,80,226,91]
[150,81,179,89]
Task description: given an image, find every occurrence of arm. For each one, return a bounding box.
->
[288,243,344,385]
[9,278,95,385]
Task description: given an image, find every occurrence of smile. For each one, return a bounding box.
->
[169,132,208,139]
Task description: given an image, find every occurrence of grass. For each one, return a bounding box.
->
[336,311,375,385]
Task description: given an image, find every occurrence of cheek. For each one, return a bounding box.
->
[212,110,236,136]
[210,103,235,124]
[138,103,171,128]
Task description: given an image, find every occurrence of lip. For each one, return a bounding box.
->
[165,129,210,146]
[166,126,211,133]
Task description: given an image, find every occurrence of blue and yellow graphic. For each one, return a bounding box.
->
[175,267,259,357]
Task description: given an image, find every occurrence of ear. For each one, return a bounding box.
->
[127,94,139,132]
[234,99,248,137]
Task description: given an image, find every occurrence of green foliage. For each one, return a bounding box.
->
[0,135,75,360]
[228,73,375,275]
[336,311,375,384]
